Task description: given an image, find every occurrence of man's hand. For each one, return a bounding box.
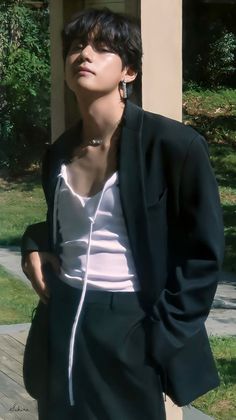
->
[22,251,60,304]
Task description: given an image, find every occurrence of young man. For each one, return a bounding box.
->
[22,8,224,420]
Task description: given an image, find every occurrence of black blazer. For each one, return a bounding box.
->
[22,100,225,406]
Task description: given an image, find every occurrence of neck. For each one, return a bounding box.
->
[76,91,125,145]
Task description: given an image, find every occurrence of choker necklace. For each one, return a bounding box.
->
[84,123,122,148]
[87,139,103,147]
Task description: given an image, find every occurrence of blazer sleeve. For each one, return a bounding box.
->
[150,135,225,368]
[21,221,50,257]
[21,148,51,258]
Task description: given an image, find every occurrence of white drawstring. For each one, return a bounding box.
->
[52,167,116,405]
[67,186,107,406]
[53,174,62,247]
[68,217,94,405]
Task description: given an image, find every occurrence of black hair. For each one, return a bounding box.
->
[62,8,142,77]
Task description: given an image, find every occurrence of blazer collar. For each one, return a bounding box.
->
[119,100,144,217]
[122,99,144,131]
[119,101,156,298]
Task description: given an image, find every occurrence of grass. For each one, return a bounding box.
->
[183,86,236,118]
[0,171,46,246]
[194,336,236,420]
[0,265,38,324]
[183,85,236,273]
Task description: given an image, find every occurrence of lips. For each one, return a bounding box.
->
[77,66,95,74]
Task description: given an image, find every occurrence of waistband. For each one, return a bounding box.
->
[77,288,147,308]
[47,268,149,310]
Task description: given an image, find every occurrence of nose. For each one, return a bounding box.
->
[80,44,94,61]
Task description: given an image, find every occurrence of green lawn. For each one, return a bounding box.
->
[194,336,236,420]
[0,171,46,246]
[0,265,38,324]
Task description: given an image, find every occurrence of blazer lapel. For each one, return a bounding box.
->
[119,101,155,299]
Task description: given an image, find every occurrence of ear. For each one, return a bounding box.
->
[122,66,137,84]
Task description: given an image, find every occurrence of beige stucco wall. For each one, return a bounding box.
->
[141,0,182,121]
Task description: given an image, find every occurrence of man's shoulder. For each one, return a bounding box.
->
[142,108,200,144]
[140,107,208,162]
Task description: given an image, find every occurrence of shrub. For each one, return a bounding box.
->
[0,0,50,173]
[204,29,236,86]
[195,23,236,87]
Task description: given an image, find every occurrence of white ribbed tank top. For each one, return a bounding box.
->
[57,164,140,292]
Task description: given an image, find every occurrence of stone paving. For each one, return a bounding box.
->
[0,247,28,284]
[1,246,235,337]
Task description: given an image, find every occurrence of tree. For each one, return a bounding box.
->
[0,0,50,172]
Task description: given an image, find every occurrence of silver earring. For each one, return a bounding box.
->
[122,80,127,99]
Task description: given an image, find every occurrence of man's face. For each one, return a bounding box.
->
[65,38,127,98]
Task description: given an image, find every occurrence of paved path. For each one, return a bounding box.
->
[1,246,235,336]
[0,247,29,284]
[182,406,214,420]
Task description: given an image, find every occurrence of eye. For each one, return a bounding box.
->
[70,43,84,53]
[101,47,112,53]
[96,44,113,53]
[100,46,110,52]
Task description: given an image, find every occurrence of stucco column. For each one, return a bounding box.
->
[49,0,65,141]
[141,0,182,121]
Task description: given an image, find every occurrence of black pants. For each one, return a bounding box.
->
[39,273,166,420]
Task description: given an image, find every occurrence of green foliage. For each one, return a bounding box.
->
[0,0,50,172]
[201,29,236,87]
[184,18,236,88]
